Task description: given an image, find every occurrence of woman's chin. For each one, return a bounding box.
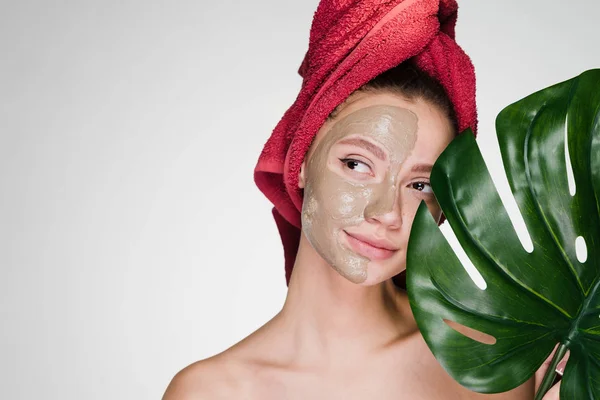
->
[355,259,406,286]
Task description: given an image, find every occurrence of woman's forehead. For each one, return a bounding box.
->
[312,93,414,146]
[321,105,418,161]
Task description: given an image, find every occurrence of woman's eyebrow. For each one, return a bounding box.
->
[410,163,433,174]
[336,138,387,161]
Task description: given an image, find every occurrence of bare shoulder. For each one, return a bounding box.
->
[162,353,248,400]
[162,316,283,399]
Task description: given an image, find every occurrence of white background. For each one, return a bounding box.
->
[1,1,599,399]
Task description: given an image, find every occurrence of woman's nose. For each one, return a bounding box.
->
[363,181,403,229]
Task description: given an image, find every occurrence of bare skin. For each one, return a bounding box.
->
[163,92,562,399]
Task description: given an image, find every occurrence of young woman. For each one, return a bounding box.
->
[163,1,564,398]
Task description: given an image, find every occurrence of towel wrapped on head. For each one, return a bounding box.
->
[254,0,477,284]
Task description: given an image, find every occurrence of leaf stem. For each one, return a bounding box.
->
[534,343,569,400]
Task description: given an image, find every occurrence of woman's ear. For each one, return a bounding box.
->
[298,160,306,189]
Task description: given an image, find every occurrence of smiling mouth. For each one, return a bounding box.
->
[343,231,399,261]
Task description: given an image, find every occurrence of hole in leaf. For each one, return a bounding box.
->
[576,236,588,263]
[440,224,487,290]
[479,143,534,253]
[443,319,497,345]
[565,113,577,197]
[498,188,533,254]
[497,187,534,253]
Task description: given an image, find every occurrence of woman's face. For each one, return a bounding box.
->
[299,91,454,286]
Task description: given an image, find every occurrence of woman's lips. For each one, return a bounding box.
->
[344,231,398,261]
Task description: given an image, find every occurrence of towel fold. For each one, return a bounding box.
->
[254,0,477,284]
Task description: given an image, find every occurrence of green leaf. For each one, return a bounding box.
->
[406,69,600,399]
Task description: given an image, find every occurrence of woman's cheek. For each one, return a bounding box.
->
[335,192,361,217]
[325,181,371,223]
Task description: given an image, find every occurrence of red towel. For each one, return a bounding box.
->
[254,0,477,284]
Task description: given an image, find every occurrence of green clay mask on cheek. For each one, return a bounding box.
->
[301,105,418,283]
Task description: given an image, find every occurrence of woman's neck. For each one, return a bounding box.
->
[274,233,418,368]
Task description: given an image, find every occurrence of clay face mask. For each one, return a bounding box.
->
[301,104,418,283]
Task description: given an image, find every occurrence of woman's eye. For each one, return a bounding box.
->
[339,158,372,174]
[411,181,433,194]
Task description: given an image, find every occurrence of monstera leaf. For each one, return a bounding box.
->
[406,69,600,399]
